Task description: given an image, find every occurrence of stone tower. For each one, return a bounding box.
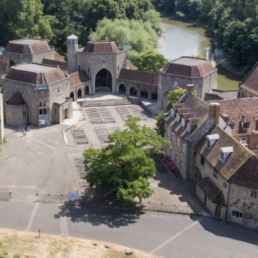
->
[67,34,78,73]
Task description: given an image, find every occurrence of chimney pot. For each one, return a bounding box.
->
[209,103,220,124]
[187,84,195,92]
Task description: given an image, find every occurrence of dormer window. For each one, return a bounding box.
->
[171,108,175,118]
[181,118,186,128]
[176,113,180,122]
[219,147,233,163]
[206,134,219,149]
[243,122,250,129]
[187,123,191,133]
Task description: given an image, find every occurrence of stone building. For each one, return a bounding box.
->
[2,63,72,126]
[0,92,4,144]
[164,85,219,180]
[158,57,217,110]
[239,62,258,98]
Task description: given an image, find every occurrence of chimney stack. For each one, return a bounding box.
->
[209,103,220,125]
[249,131,258,150]
[187,84,195,93]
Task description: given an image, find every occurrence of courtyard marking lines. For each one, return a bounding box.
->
[150,220,201,255]
[26,203,40,231]
[30,137,56,150]
[60,216,69,237]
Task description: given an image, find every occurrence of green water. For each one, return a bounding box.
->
[160,18,242,90]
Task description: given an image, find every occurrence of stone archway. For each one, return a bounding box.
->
[141,88,149,98]
[70,92,74,101]
[95,69,112,91]
[129,86,137,96]
[78,89,82,98]
[152,89,158,100]
[85,86,89,95]
[119,84,126,94]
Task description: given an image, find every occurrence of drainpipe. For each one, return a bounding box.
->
[225,182,231,222]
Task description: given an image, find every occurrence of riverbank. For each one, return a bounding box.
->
[156,34,167,55]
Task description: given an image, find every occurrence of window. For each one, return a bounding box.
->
[187,123,191,133]
[78,65,80,71]
[166,127,169,137]
[55,107,57,114]
[176,137,180,148]
[175,155,179,166]
[219,147,233,163]
[206,134,219,149]
[223,181,228,189]
[171,132,174,142]
[200,155,205,166]
[43,109,47,114]
[181,118,185,128]
[166,148,169,155]
[213,170,218,180]
[39,109,43,115]
[39,102,42,107]
[180,161,184,174]
[243,122,250,129]
[232,211,243,218]
[23,110,27,117]
[171,108,175,118]
[118,65,120,71]
[170,150,173,160]
[88,67,90,73]
[181,142,185,153]
[251,190,257,198]
[176,113,180,122]
[220,152,225,162]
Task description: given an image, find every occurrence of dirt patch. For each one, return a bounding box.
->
[0,228,161,258]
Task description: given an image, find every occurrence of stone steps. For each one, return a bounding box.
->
[80,98,131,107]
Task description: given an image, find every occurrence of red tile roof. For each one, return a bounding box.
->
[83,41,121,53]
[8,92,26,105]
[239,62,258,96]
[69,70,89,87]
[162,57,215,77]
[5,39,51,54]
[42,59,68,74]
[118,68,158,86]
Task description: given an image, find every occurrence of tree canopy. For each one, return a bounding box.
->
[83,116,170,203]
[89,18,158,53]
[131,50,168,72]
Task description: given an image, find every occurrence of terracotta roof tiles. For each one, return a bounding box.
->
[42,59,68,74]
[83,41,121,53]
[69,70,89,87]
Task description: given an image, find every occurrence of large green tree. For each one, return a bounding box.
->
[131,50,168,72]
[83,116,170,203]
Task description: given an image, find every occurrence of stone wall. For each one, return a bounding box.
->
[5,103,27,126]
[0,93,4,144]
[228,183,258,230]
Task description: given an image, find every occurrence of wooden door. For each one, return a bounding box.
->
[215,205,221,217]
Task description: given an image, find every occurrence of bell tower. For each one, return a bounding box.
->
[67,34,78,73]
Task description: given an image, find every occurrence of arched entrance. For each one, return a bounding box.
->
[152,90,158,100]
[130,86,137,96]
[78,89,82,98]
[85,86,89,95]
[70,92,74,101]
[141,88,148,98]
[119,84,126,94]
[95,69,112,91]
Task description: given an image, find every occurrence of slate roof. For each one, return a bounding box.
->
[208,98,258,134]
[69,70,89,87]
[197,177,226,205]
[167,93,209,141]
[6,63,66,85]
[196,125,253,181]
[8,92,26,105]
[239,62,258,96]
[5,39,51,54]
[118,68,158,86]
[83,41,121,53]
[161,57,215,77]
[42,59,68,74]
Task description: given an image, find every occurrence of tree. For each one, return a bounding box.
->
[166,88,198,111]
[131,50,168,72]
[155,113,165,137]
[83,116,170,203]
[89,18,158,53]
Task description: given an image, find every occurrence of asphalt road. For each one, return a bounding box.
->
[1,202,257,258]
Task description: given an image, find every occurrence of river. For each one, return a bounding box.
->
[159,17,242,90]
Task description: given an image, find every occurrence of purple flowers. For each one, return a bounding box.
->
[160,155,179,174]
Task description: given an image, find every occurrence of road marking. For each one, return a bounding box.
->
[26,203,40,231]
[60,216,69,237]
[150,220,200,254]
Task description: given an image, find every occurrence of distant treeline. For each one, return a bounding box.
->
[152,0,258,67]
[0,0,161,55]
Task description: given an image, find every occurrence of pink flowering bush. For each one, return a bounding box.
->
[167,161,179,174]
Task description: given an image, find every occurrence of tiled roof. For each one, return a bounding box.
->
[42,59,68,74]
[83,41,120,53]
[5,39,51,54]
[230,155,258,189]
[118,68,158,86]
[197,177,226,205]
[239,62,258,96]
[208,98,258,134]
[196,125,253,181]
[8,92,26,105]
[69,70,89,87]
[54,51,64,61]
[6,64,66,85]
[125,60,137,70]
[167,93,209,140]
[161,57,215,77]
